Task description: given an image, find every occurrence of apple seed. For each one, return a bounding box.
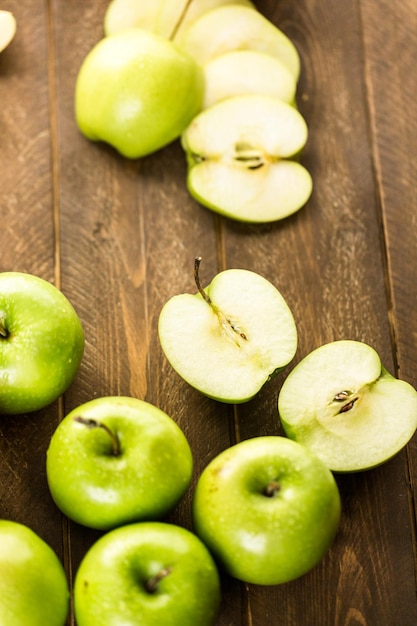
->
[333,390,359,414]
[74,416,121,457]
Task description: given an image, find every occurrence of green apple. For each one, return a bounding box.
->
[176,4,301,81]
[75,29,204,159]
[104,0,189,39]
[192,436,341,585]
[202,49,297,109]
[74,521,221,626]
[158,257,297,403]
[104,0,255,40]
[0,272,84,415]
[46,396,193,530]
[278,340,417,472]
[0,520,69,625]
[181,94,312,222]
[0,10,16,53]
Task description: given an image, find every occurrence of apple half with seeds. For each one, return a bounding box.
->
[278,340,417,472]
[175,4,301,81]
[158,258,297,403]
[181,94,312,223]
[202,50,297,109]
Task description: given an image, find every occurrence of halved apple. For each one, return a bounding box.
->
[176,4,300,81]
[104,0,188,39]
[158,258,297,404]
[174,0,256,40]
[202,50,297,109]
[181,94,312,223]
[0,10,16,53]
[278,340,417,472]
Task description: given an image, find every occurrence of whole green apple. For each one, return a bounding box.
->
[278,339,417,471]
[0,272,84,415]
[75,28,204,158]
[74,521,221,626]
[192,436,341,585]
[0,519,69,626]
[46,396,193,530]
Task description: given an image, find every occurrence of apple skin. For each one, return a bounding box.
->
[192,436,341,585]
[46,396,193,530]
[75,28,204,159]
[74,521,221,626]
[0,272,84,415]
[0,520,69,626]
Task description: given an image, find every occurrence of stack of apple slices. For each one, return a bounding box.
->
[103,0,312,223]
[176,4,313,223]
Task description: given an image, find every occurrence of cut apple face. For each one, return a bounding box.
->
[176,4,300,82]
[104,0,189,39]
[202,50,297,109]
[278,340,417,472]
[181,94,312,223]
[0,10,16,53]
[158,258,297,404]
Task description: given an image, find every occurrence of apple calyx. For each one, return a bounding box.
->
[74,416,121,457]
[263,480,281,497]
[145,566,172,594]
[194,256,248,348]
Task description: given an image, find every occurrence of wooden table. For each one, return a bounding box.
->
[1,1,417,624]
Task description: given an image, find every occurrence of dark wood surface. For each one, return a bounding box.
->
[1,1,417,624]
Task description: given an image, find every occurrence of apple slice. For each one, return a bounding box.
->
[0,10,16,53]
[202,50,297,109]
[181,94,312,223]
[104,0,189,39]
[158,258,297,404]
[278,340,417,472]
[174,0,255,40]
[175,4,300,81]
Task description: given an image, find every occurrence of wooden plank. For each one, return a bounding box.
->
[0,0,65,556]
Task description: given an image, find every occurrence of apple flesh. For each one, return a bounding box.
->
[202,49,297,109]
[176,4,301,81]
[74,522,221,626]
[75,28,204,159]
[173,0,256,40]
[0,272,84,415]
[158,258,297,403]
[181,94,312,222]
[192,436,341,585]
[0,10,16,53]
[0,520,69,626]
[46,396,193,530]
[278,340,417,472]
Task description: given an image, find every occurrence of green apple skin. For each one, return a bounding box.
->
[74,521,221,626]
[158,266,298,403]
[46,396,193,530]
[0,272,84,415]
[75,29,204,159]
[192,436,341,585]
[0,520,69,626]
[278,340,417,472]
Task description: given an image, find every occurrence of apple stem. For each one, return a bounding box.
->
[194,257,248,346]
[0,314,8,338]
[74,416,121,457]
[145,567,172,594]
[194,256,212,305]
[264,481,281,497]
